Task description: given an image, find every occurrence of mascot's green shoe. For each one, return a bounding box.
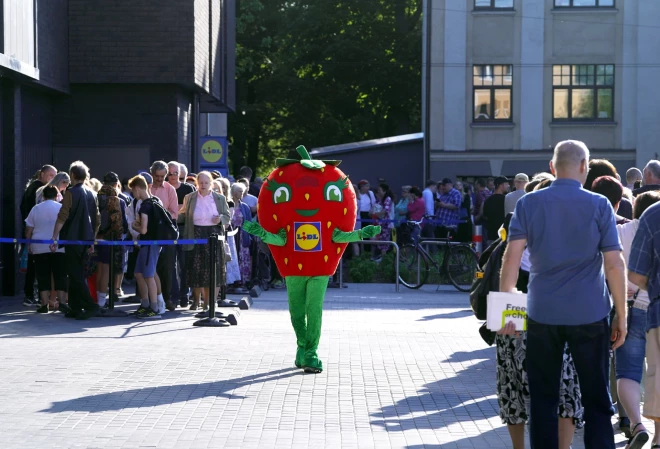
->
[295,347,305,369]
[303,353,323,374]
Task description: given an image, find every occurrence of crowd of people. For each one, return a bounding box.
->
[17,146,660,448]
[19,160,280,320]
[489,143,660,449]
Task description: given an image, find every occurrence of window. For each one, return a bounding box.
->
[554,0,614,7]
[473,65,513,122]
[552,65,614,121]
[475,0,514,9]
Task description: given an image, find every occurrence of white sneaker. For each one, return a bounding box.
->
[157,298,166,315]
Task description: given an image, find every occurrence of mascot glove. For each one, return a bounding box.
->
[361,225,381,239]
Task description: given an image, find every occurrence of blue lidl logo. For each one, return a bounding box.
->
[294,222,322,252]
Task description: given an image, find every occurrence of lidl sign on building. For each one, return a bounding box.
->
[199,136,228,175]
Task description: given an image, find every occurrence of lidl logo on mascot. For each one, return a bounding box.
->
[294,222,322,252]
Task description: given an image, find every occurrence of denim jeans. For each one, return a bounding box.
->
[526,317,615,449]
[615,306,647,383]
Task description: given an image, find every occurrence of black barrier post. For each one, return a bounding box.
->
[194,233,230,327]
[99,242,128,317]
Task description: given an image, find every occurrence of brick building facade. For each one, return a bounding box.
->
[0,0,235,294]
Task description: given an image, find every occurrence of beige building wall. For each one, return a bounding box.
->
[423,0,656,182]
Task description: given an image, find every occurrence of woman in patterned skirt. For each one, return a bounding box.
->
[497,178,583,449]
[179,171,230,311]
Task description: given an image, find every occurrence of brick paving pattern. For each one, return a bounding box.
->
[0,284,645,448]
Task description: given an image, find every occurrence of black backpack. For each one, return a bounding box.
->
[469,213,513,320]
[143,197,179,240]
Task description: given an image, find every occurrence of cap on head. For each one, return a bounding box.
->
[514,173,529,183]
[139,172,153,185]
[494,176,510,187]
[358,180,369,187]
[440,178,453,185]
[103,172,120,184]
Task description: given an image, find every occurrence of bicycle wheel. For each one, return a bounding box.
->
[397,244,429,289]
[445,245,478,292]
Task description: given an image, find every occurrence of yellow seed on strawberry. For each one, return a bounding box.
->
[285,258,288,265]
[279,171,283,176]
[273,214,278,222]
[321,168,325,172]
[327,221,331,229]
[343,208,347,215]
[324,255,328,262]
[336,247,341,254]
[305,193,310,201]
[298,263,303,271]
[287,225,291,232]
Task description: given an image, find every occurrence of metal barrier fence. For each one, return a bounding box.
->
[336,240,400,292]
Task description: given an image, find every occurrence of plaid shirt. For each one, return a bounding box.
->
[629,202,660,330]
[435,188,462,227]
[473,189,491,217]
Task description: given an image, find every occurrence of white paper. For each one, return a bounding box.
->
[487,292,528,332]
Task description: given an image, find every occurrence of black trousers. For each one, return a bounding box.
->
[34,253,68,292]
[527,317,614,449]
[65,246,98,313]
[156,245,175,301]
[23,253,36,297]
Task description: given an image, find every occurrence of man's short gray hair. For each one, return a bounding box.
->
[167,161,180,171]
[179,164,189,177]
[626,167,643,183]
[644,160,660,181]
[552,140,590,171]
[150,160,168,174]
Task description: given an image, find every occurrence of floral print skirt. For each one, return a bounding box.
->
[186,225,224,288]
[496,333,584,427]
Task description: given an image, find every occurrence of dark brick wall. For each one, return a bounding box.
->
[68,0,194,84]
[36,0,69,92]
[194,0,211,92]
[53,85,181,164]
[177,91,193,165]
[21,87,54,178]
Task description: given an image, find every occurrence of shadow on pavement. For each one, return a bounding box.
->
[417,309,475,321]
[371,347,498,433]
[40,368,302,413]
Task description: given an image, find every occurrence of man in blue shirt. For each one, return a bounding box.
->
[500,140,628,449]
[628,201,660,426]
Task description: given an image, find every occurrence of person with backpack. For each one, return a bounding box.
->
[471,188,584,449]
[149,160,179,312]
[95,172,128,308]
[179,171,230,311]
[128,175,164,319]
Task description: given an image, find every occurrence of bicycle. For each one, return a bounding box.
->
[397,218,478,292]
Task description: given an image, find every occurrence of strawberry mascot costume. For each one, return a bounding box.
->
[242,145,380,373]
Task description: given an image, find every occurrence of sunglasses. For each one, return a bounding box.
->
[167,172,179,177]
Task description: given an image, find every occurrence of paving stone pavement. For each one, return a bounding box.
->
[0,284,646,448]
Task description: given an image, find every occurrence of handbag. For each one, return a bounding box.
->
[19,246,28,273]
[223,241,232,262]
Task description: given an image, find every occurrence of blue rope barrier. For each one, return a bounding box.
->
[0,238,211,246]
[358,218,466,225]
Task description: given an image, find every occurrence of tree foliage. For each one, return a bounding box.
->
[229,0,422,176]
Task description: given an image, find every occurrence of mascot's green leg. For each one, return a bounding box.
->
[302,276,328,373]
[285,276,309,368]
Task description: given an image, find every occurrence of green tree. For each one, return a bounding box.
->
[230,0,422,177]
